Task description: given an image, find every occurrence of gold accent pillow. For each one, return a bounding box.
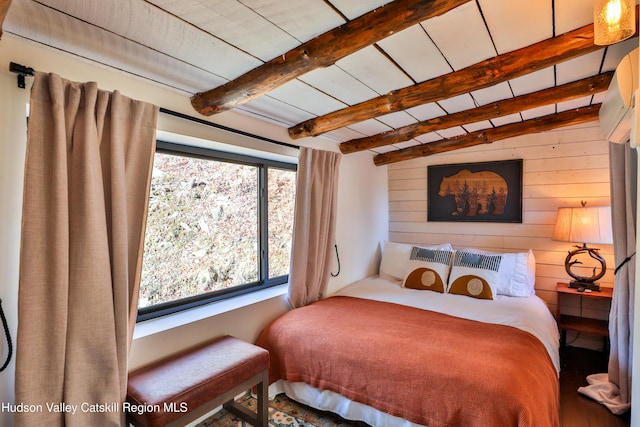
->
[448,275,494,299]
[402,247,453,293]
[447,251,501,300]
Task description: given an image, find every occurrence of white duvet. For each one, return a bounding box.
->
[271,275,561,427]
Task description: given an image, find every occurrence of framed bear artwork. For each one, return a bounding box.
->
[427,159,522,223]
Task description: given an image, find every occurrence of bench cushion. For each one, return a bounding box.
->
[127,335,269,427]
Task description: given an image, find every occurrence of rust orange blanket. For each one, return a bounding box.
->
[256,296,559,427]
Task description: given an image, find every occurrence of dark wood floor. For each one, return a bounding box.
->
[560,346,630,427]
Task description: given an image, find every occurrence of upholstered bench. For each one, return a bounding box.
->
[125,335,269,427]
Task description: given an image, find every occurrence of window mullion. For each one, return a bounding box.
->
[259,166,268,285]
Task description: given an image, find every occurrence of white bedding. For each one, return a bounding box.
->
[271,275,560,427]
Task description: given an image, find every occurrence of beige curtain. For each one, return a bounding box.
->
[288,147,341,308]
[14,72,158,426]
[578,142,636,414]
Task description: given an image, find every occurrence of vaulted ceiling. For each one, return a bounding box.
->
[1,0,639,164]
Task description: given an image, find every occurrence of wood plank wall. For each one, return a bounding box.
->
[387,121,614,350]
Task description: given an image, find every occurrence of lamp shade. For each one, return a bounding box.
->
[594,0,636,46]
[552,205,613,244]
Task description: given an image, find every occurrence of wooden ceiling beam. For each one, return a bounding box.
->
[0,0,13,39]
[289,17,636,139]
[191,0,471,116]
[373,105,601,166]
[340,72,613,154]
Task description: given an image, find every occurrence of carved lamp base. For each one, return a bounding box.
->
[564,243,606,292]
[568,280,601,291]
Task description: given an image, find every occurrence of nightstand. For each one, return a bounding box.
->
[556,282,612,351]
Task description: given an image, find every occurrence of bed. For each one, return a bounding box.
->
[256,243,561,427]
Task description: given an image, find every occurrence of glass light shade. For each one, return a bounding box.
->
[594,0,636,46]
[552,206,613,244]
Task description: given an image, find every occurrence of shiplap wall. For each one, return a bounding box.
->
[387,121,614,350]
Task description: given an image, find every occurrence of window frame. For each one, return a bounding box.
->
[137,140,297,322]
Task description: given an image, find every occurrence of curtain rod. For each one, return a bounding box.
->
[9,61,300,151]
[158,108,299,150]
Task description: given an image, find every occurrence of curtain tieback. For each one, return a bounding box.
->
[614,252,636,275]
[330,244,341,277]
[0,299,12,372]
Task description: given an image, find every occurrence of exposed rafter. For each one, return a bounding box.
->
[0,0,13,39]
[288,23,616,140]
[373,105,601,166]
[339,72,613,154]
[191,0,471,116]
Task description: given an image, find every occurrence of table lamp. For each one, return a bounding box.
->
[551,201,613,291]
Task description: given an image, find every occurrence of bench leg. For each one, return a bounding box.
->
[256,369,268,427]
[222,369,269,427]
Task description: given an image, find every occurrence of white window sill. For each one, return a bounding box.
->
[133,284,289,340]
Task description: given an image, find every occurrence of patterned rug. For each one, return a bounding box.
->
[196,393,369,427]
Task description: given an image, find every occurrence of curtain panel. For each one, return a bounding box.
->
[578,142,637,414]
[14,72,158,426]
[288,147,341,309]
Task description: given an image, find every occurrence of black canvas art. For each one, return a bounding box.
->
[428,159,522,223]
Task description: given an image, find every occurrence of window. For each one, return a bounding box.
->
[138,141,296,321]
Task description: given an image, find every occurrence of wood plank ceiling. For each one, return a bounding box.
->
[2,0,639,165]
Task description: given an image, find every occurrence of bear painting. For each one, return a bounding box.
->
[437,169,508,217]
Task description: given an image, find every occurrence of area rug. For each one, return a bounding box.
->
[196,393,369,427]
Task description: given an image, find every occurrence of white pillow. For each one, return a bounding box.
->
[461,248,536,297]
[447,251,500,300]
[402,247,454,293]
[379,241,413,280]
[379,241,453,281]
[508,250,536,296]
